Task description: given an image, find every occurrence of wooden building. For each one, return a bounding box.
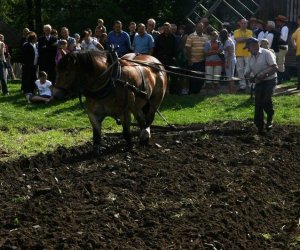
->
[258,0,300,23]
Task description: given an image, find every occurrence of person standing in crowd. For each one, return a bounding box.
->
[21,28,30,46]
[20,28,31,91]
[146,18,160,40]
[81,30,104,51]
[222,22,234,40]
[257,20,266,41]
[107,20,131,57]
[99,33,108,49]
[128,21,137,49]
[170,23,183,94]
[154,22,178,94]
[94,26,102,42]
[249,17,264,39]
[244,38,278,133]
[96,19,107,34]
[291,15,300,90]
[204,31,223,91]
[55,40,68,64]
[0,34,16,81]
[275,15,289,84]
[201,17,214,36]
[50,29,58,38]
[234,18,253,91]
[0,35,9,95]
[73,33,82,51]
[38,24,58,84]
[60,27,76,52]
[132,23,154,55]
[154,22,177,63]
[265,21,279,50]
[176,25,189,95]
[85,28,93,37]
[22,32,38,95]
[219,29,236,93]
[170,24,178,35]
[185,21,208,94]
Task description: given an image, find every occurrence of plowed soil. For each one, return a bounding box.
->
[1,121,300,249]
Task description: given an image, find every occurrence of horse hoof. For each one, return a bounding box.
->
[140,128,151,145]
[139,138,150,146]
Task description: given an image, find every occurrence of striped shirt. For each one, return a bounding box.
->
[185,32,208,63]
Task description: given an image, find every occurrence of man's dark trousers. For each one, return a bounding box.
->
[254,78,276,128]
[189,61,205,94]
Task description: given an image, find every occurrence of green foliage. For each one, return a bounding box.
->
[1,0,197,34]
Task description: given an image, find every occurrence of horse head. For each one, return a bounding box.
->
[53,51,110,100]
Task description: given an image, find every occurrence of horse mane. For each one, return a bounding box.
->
[57,50,107,74]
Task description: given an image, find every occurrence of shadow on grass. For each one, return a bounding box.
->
[223,96,254,112]
[48,100,86,115]
[160,93,209,111]
[0,88,87,117]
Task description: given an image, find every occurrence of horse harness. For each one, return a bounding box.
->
[85,52,148,100]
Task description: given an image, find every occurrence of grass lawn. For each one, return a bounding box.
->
[0,81,299,161]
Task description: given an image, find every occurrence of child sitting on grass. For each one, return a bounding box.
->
[25,71,52,104]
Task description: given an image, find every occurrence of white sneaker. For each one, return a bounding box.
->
[25,94,32,103]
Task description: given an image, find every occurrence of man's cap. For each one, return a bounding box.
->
[249,17,257,23]
[275,15,288,22]
[256,19,265,25]
[243,37,259,49]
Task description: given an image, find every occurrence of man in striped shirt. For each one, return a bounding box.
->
[185,22,209,94]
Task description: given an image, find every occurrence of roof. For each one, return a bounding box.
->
[0,19,22,48]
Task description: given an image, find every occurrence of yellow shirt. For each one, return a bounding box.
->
[233,29,253,57]
[292,28,300,56]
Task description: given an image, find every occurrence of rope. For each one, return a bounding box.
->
[120,57,251,83]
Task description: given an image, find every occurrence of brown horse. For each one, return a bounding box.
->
[53,50,168,153]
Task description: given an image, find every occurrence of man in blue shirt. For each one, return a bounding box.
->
[107,20,131,57]
[132,23,154,55]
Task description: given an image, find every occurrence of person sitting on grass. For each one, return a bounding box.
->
[25,71,52,104]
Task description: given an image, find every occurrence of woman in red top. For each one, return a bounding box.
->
[204,31,223,90]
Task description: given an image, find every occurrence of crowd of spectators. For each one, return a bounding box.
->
[0,14,299,103]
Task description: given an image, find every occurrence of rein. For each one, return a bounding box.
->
[82,52,121,99]
[120,58,251,82]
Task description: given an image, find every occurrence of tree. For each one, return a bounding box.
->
[1,0,197,34]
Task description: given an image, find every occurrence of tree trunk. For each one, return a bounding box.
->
[25,0,35,31]
[34,0,42,34]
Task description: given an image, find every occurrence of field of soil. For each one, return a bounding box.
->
[0,121,300,249]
